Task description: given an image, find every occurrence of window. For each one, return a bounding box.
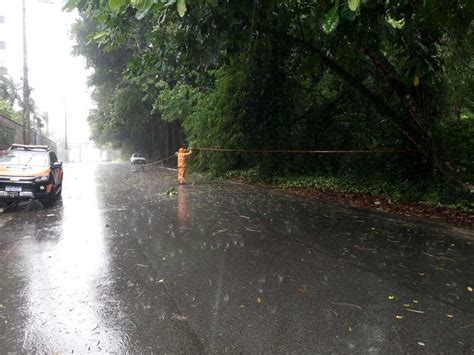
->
[49,152,58,164]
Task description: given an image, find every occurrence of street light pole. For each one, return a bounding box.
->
[21,0,55,145]
[22,0,31,145]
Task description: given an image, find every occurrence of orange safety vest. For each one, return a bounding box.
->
[177,150,192,168]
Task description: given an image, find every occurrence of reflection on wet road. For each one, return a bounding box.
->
[0,163,472,352]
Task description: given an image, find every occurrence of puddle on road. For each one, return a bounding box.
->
[0,165,130,352]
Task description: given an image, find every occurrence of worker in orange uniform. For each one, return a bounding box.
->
[176,147,192,185]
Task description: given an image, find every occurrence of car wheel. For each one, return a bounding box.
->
[40,192,56,208]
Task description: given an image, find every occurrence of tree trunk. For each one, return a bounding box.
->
[361,47,461,182]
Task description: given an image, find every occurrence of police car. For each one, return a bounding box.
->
[0,144,63,207]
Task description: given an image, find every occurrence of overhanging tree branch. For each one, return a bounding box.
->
[283,33,426,153]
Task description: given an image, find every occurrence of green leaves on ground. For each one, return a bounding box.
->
[166,188,177,196]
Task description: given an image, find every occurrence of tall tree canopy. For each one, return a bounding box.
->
[68,0,473,186]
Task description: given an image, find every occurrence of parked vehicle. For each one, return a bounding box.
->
[0,144,63,207]
[130,153,146,172]
[130,153,146,164]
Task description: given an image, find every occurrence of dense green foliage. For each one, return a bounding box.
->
[69,0,473,203]
[225,167,473,209]
[0,74,21,122]
[0,74,44,129]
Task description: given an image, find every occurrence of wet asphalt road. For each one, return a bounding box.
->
[0,163,473,353]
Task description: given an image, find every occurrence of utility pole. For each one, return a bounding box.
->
[22,0,31,145]
[21,0,55,145]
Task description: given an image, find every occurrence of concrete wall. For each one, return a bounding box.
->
[0,113,56,150]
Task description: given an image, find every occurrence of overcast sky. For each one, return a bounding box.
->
[0,0,92,144]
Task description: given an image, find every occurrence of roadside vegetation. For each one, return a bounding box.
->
[0,74,50,146]
[0,74,22,122]
[67,0,473,211]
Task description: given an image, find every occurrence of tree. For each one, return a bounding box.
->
[67,0,473,182]
[0,74,22,122]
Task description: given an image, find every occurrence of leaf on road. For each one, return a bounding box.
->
[166,188,177,196]
[388,295,395,300]
[468,286,473,292]
[212,228,229,236]
[395,315,403,319]
[256,297,262,304]
[171,313,188,321]
[405,308,425,314]
[447,314,454,318]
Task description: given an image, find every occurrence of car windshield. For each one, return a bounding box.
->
[0,150,49,167]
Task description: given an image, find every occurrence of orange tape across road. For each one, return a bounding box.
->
[194,147,420,154]
[143,148,419,168]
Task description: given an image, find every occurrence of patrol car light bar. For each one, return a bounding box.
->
[9,144,51,151]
